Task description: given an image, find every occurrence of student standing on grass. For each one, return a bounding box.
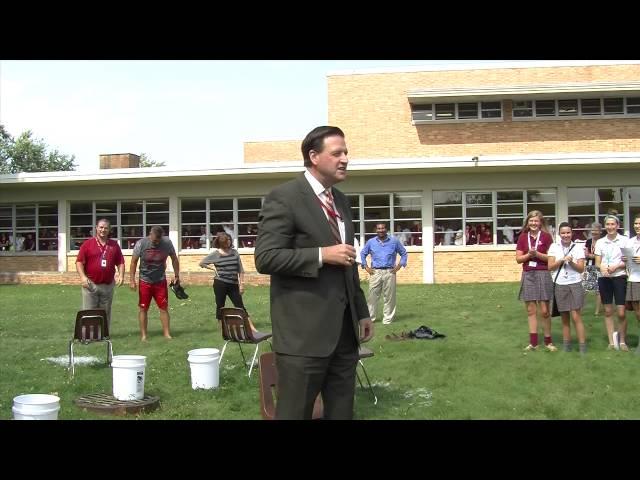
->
[594,215,629,350]
[76,218,125,330]
[360,222,408,325]
[129,226,180,341]
[516,210,557,351]
[624,213,640,353]
[199,231,256,332]
[583,222,603,316]
[548,222,587,353]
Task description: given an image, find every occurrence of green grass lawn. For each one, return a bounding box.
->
[1,282,640,420]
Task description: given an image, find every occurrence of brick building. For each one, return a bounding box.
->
[2,61,640,285]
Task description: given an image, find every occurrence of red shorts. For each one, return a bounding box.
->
[138,279,169,311]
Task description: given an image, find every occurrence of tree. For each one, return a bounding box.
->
[139,152,166,168]
[0,125,76,173]
[0,125,12,174]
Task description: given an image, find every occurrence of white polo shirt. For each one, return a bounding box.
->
[548,242,585,285]
[594,234,629,278]
[625,235,640,282]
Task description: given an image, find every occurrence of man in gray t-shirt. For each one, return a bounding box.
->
[129,226,180,341]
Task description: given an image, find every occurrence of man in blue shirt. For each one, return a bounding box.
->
[360,223,408,324]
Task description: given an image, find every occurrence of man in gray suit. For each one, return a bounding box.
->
[255,126,373,420]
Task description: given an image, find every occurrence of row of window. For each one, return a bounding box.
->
[411,101,503,122]
[434,187,640,246]
[1,187,639,252]
[411,96,640,123]
[512,97,640,119]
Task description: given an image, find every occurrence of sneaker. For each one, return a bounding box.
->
[619,342,630,352]
[607,344,616,350]
[545,343,558,352]
[613,331,620,350]
[524,344,538,351]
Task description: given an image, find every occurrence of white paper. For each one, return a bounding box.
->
[621,247,640,272]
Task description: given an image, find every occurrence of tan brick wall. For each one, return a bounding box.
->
[0,256,57,272]
[0,272,79,285]
[327,64,640,159]
[434,251,522,283]
[244,140,301,163]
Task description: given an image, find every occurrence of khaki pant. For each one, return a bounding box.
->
[81,281,115,329]
[368,269,396,324]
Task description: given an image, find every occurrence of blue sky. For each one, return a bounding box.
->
[0,60,609,172]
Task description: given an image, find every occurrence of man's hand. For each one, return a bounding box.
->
[633,256,640,265]
[173,275,180,286]
[129,279,137,291]
[80,277,89,289]
[116,272,124,287]
[321,244,357,266]
[365,266,374,275]
[392,264,401,274]
[359,317,374,343]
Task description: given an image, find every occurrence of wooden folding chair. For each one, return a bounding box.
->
[219,307,272,378]
[68,309,113,377]
[258,351,323,420]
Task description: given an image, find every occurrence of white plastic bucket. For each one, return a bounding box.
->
[111,355,146,400]
[12,394,60,420]
[187,348,220,390]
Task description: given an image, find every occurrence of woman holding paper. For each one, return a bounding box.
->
[594,215,629,350]
[516,210,557,351]
[548,222,587,353]
[625,214,640,350]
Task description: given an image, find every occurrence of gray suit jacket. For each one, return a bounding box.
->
[255,173,369,357]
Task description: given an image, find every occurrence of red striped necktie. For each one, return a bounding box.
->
[323,189,342,244]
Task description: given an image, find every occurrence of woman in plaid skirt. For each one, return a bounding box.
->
[516,210,557,352]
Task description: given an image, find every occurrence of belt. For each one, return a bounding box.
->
[374,267,393,270]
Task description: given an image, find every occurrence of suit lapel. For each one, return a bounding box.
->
[296,174,337,245]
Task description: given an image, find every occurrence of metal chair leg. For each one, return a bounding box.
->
[106,340,113,366]
[248,344,260,378]
[237,343,248,372]
[358,360,378,405]
[219,341,229,365]
[69,340,75,377]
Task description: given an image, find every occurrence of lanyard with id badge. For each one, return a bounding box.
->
[96,238,109,268]
[528,232,541,267]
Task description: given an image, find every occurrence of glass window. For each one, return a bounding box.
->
[70,199,168,250]
[351,193,422,246]
[0,203,59,253]
[627,97,640,115]
[411,103,433,122]
[434,189,556,246]
[568,187,635,238]
[481,101,502,119]
[629,187,640,226]
[512,100,533,118]
[604,97,624,115]
[558,99,578,116]
[435,103,455,121]
[580,98,602,115]
[458,103,478,119]
[535,100,556,117]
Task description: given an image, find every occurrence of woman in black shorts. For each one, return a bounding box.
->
[594,215,629,350]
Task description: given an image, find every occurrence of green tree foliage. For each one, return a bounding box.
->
[0,125,76,173]
[139,152,166,168]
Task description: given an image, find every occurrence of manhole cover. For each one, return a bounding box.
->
[74,393,160,416]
